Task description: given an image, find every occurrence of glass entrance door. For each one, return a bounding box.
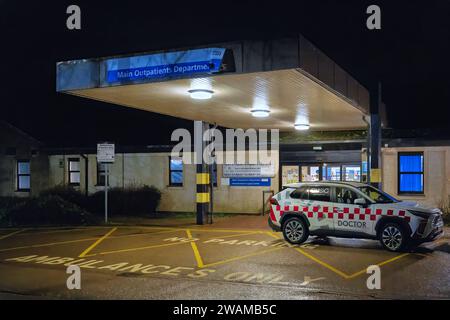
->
[301,165,321,181]
[322,165,341,181]
[281,162,362,185]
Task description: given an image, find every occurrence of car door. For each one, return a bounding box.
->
[332,186,374,235]
[303,185,334,232]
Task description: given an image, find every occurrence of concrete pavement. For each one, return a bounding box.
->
[0,218,448,299]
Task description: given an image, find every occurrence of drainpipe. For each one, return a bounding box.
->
[80,154,88,197]
[362,115,371,184]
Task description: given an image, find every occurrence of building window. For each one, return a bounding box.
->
[68,158,80,185]
[322,165,341,181]
[301,166,320,181]
[343,165,361,182]
[17,160,30,191]
[169,157,183,186]
[398,152,424,194]
[97,162,108,186]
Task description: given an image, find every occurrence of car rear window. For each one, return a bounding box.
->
[290,186,331,202]
[307,186,331,202]
[289,187,308,200]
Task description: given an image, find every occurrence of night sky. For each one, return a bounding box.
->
[1,0,450,147]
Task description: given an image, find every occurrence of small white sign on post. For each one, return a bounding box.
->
[97,143,115,163]
[97,143,115,224]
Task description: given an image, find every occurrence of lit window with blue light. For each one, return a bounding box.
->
[398,153,424,194]
[169,157,183,186]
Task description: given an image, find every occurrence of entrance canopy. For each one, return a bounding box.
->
[57,35,370,131]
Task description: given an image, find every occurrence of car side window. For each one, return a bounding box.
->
[335,187,359,204]
[307,186,331,202]
[290,187,308,200]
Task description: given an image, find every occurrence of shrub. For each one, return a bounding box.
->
[88,185,161,216]
[438,197,450,225]
[0,197,28,225]
[8,195,97,226]
[40,185,88,209]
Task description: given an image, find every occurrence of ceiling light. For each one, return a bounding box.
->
[250,109,270,118]
[188,89,214,100]
[294,123,310,130]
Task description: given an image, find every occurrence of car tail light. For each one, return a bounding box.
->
[269,197,279,205]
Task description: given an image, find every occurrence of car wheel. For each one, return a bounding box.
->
[379,222,408,252]
[282,217,309,244]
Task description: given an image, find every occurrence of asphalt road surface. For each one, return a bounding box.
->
[0,224,449,299]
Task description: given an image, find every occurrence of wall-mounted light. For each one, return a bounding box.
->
[294,123,310,130]
[251,109,270,118]
[188,89,214,100]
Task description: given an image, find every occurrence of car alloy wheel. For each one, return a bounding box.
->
[381,225,403,251]
[285,219,304,242]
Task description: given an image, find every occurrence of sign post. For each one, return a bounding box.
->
[105,163,108,223]
[97,143,115,224]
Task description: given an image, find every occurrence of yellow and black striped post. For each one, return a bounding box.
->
[195,121,210,225]
[196,165,210,225]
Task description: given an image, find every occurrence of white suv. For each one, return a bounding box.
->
[268,181,444,252]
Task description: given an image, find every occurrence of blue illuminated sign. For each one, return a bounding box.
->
[105,48,226,83]
[230,178,271,187]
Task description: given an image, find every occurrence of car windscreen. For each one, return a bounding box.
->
[357,186,399,204]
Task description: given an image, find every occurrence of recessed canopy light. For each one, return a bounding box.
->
[188,89,214,100]
[294,123,310,130]
[251,109,270,118]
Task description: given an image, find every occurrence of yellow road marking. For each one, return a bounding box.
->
[186,229,204,267]
[97,241,187,256]
[0,224,412,279]
[0,237,100,252]
[111,228,180,239]
[202,247,284,268]
[0,228,180,253]
[266,231,410,280]
[188,228,265,233]
[98,230,259,257]
[266,231,281,239]
[14,227,106,236]
[189,230,259,240]
[78,227,117,257]
[215,231,260,239]
[346,253,410,279]
[0,229,26,240]
[294,247,351,279]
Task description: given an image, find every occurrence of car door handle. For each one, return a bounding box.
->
[334,208,343,213]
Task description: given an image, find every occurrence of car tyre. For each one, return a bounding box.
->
[379,222,409,252]
[282,217,309,245]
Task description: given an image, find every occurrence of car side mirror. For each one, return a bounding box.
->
[354,198,367,207]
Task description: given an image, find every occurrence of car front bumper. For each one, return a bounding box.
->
[268,216,281,232]
[412,214,445,243]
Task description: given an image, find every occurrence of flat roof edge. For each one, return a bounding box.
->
[56,35,369,113]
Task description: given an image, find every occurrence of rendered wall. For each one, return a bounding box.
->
[382,146,450,208]
[48,151,279,214]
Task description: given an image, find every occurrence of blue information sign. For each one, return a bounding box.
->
[229,177,271,187]
[105,48,226,84]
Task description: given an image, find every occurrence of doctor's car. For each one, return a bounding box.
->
[268,181,444,252]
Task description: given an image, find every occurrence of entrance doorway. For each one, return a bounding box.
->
[281,163,362,186]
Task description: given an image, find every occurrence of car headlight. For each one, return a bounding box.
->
[407,210,430,219]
